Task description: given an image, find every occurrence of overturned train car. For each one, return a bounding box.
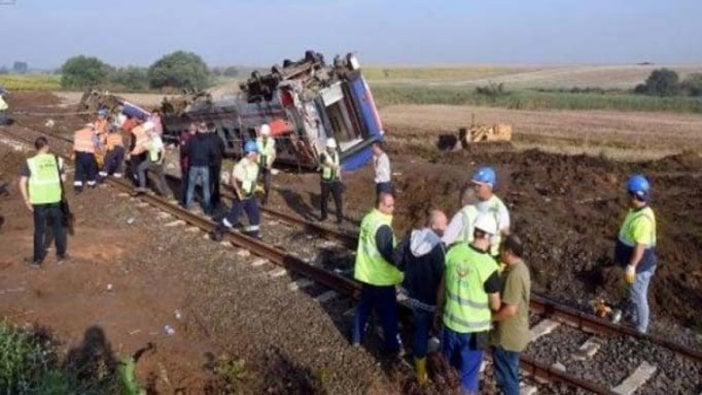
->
[161,51,384,171]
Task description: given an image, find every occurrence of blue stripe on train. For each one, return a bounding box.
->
[342,145,373,172]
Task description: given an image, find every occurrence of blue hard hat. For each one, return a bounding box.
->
[627,174,650,200]
[244,140,258,154]
[472,166,497,187]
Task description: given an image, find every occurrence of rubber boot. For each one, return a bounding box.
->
[414,357,428,385]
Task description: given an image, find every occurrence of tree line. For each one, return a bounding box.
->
[635,68,702,97]
[60,51,239,92]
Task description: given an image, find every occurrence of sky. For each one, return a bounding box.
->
[0,0,701,69]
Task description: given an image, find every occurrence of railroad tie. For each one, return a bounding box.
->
[527,319,560,343]
[164,220,186,227]
[136,202,150,208]
[315,290,338,303]
[185,226,200,233]
[250,258,267,267]
[268,268,287,278]
[572,337,603,361]
[611,361,657,395]
[288,278,313,291]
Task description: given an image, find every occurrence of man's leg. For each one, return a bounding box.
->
[262,167,271,205]
[243,197,261,239]
[73,152,85,193]
[332,181,343,223]
[412,307,432,384]
[113,147,124,177]
[200,167,211,213]
[136,160,150,189]
[86,153,97,188]
[180,165,190,206]
[32,205,48,264]
[319,182,330,221]
[49,203,67,259]
[185,167,198,208]
[376,285,400,353]
[99,150,114,179]
[458,333,484,394]
[630,268,655,334]
[352,284,374,345]
[493,346,520,395]
[211,198,244,241]
[152,163,171,197]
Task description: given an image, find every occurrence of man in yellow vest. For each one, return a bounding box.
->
[256,124,276,205]
[19,137,68,266]
[471,166,510,257]
[211,140,261,240]
[352,192,403,354]
[435,213,502,394]
[613,174,657,334]
[319,137,343,224]
[443,186,480,246]
[73,123,99,193]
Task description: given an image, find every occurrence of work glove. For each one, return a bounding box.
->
[624,265,636,284]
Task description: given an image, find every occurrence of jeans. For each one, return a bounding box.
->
[129,153,147,186]
[352,284,400,352]
[180,165,190,206]
[442,328,485,394]
[222,196,260,238]
[412,307,433,358]
[493,346,520,395]
[630,267,655,333]
[186,166,210,212]
[320,180,343,221]
[33,203,66,262]
[137,160,170,197]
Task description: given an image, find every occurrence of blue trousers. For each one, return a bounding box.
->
[100,147,124,177]
[222,196,260,238]
[74,152,97,189]
[352,284,400,352]
[186,166,211,212]
[442,328,484,394]
[412,307,433,358]
[493,346,520,395]
[375,181,393,197]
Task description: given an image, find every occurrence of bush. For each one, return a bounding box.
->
[637,68,680,97]
[60,56,113,89]
[681,73,702,97]
[475,82,509,98]
[148,51,211,91]
[110,66,150,91]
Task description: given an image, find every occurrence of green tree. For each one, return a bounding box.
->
[681,73,702,97]
[110,66,149,91]
[636,68,680,97]
[222,66,239,78]
[60,56,112,88]
[148,51,211,91]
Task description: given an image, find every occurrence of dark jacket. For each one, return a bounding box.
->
[393,228,445,307]
[179,131,195,169]
[184,133,212,167]
[204,132,225,164]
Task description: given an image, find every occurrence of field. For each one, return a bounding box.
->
[0,74,61,91]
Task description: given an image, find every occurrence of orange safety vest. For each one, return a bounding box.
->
[106,133,124,151]
[73,127,96,153]
[130,125,149,155]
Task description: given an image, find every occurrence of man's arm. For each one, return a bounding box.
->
[19,176,32,212]
[441,212,464,245]
[433,275,446,331]
[484,271,502,311]
[375,225,395,264]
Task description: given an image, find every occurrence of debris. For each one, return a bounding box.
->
[551,361,566,372]
[164,325,176,336]
[106,283,114,291]
[44,119,54,128]
[174,310,182,320]
[126,217,136,225]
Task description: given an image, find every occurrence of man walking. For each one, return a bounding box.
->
[72,123,99,193]
[614,174,657,334]
[184,125,214,213]
[19,137,68,266]
[471,166,510,257]
[491,235,530,395]
[319,138,343,224]
[393,209,447,385]
[205,122,225,210]
[211,141,261,240]
[435,213,502,394]
[352,193,403,354]
[256,123,276,205]
[442,186,480,246]
[372,141,392,196]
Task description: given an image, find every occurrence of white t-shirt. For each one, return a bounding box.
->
[374,152,391,183]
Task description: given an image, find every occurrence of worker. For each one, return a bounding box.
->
[72,123,99,193]
[372,141,392,197]
[442,185,480,246]
[0,87,9,125]
[98,125,125,180]
[613,174,657,334]
[94,109,109,145]
[128,120,150,187]
[19,137,68,266]
[136,129,171,197]
[491,234,531,395]
[183,124,214,214]
[211,140,261,240]
[352,192,403,354]
[149,110,163,135]
[435,213,502,394]
[179,123,197,206]
[471,166,510,257]
[319,137,343,224]
[205,122,225,210]
[256,124,276,205]
[393,209,448,385]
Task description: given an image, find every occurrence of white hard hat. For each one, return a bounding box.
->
[473,213,498,236]
[326,138,337,149]
[143,121,154,131]
[260,124,271,136]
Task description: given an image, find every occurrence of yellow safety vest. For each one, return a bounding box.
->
[354,209,403,286]
[0,96,8,111]
[320,151,340,181]
[233,157,260,196]
[27,153,62,205]
[256,137,276,169]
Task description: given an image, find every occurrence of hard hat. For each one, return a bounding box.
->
[97,108,108,117]
[260,124,271,136]
[244,140,259,154]
[473,213,498,236]
[326,138,337,149]
[143,121,154,131]
[627,174,650,200]
[472,166,496,188]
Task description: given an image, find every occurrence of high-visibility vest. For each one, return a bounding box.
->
[354,209,403,286]
[459,205,479,244]
[256,137,276,169]
[477,194,508,256]
[73,127,96,153]
[26,153,62,205]
[95,119,108,135]
[106,133,123,151]
[320,151,340,181]
[130,125,149,155]
[233,157,259,196]
[614,206,657,270]
[0,96,8,111]
[443,244,498,333]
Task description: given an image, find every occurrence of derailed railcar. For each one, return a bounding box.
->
[161,51,384,171]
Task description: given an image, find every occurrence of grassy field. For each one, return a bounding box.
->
[0,74,61,91]
[363,66,519,82]
[371,85,702,114]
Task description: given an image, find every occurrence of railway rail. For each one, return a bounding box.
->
[3,123,701,394]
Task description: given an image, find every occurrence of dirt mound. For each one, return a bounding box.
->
[7,91,61,110]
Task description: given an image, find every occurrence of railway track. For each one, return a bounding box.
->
[3,124,701,394]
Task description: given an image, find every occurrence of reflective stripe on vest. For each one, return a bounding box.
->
[73,128,95,153]
[27,154,61,205]
[443,244,497,333]
[354,209,403,286]
[321,152,340,181]
[617,207,656,248]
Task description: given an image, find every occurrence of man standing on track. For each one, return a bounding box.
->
[471,166,510,257]
[205,122,225,211]
[319,137,343,224]
[184,124,214,214]
[613,174,657,334]
[72,123,99,193]
[256,123,276,206]
[19,137,68,266]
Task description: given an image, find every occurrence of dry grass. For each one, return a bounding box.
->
[0,74,61,91]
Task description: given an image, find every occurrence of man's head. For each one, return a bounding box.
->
[244,140,259,160]
[371,141,383,156]
[197,122,208,133]
[500,234,524,265]
[472,213,497,250]
[471,166,496,201]
[459,185,478,207]
[260,124,271,138]
[426,209,448,237]
[377,192,395,216]
[206,122,216,133]
[626,174,650,208]
[34,137,49,153]
[188,122,197,134]
[326,137,337,152]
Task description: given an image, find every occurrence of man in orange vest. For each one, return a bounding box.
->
[128,120,151,186]
[73,123,99,193]
[98,124,125,180]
